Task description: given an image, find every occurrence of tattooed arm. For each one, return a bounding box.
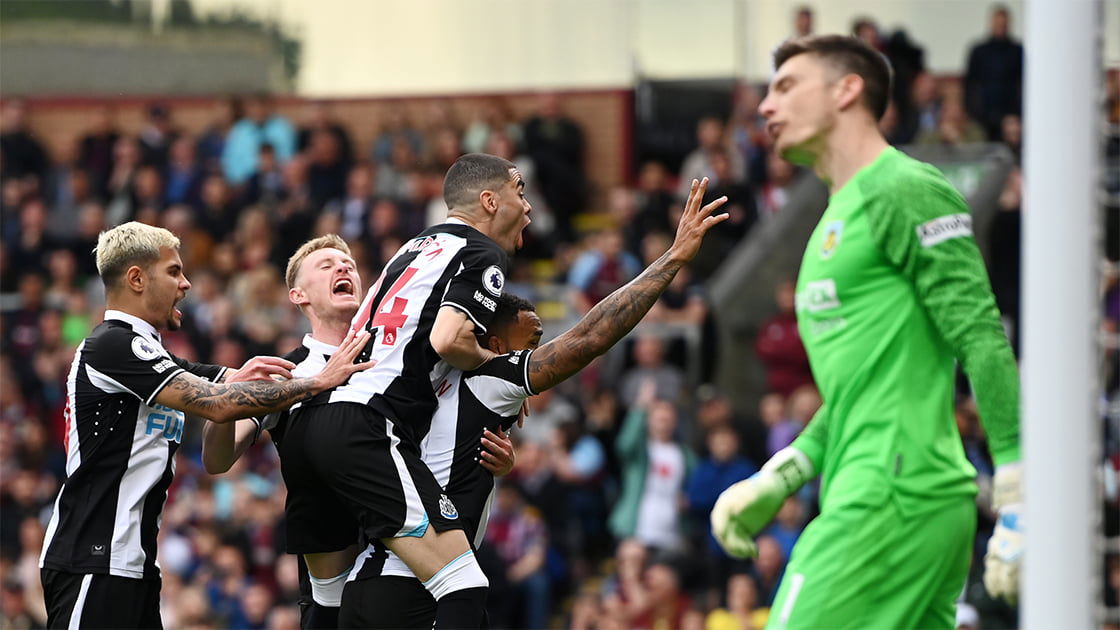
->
[527,178,728,393]
[154,329,373,423]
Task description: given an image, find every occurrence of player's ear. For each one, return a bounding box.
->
[289,286,308,307]
[125,265,146,294]
[479,189,498,216]
[834,73,864,112]
[486,334,504,354]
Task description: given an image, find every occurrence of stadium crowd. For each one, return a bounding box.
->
[2,5,1118,629]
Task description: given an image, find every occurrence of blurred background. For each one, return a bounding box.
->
[1,1,1118,628]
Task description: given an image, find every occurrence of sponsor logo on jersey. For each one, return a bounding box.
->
[132,336,162,361]
[439,494,459,520]
[90,544,106,556]
[796,279,841,313]
[483,265,504,296]
[820,221,843,259]
[145,404,185,443]
[916,213,972,248]
[152,359,176,373]
[473,290,497,312]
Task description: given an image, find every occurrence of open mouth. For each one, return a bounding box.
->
[332,278,355,297]
[767,122,785,139]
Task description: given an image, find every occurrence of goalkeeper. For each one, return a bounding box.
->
[712,35,1022,629]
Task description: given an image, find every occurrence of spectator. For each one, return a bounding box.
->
[767,384,821,456]
[851,17,882,50]
[705,147,758,244]
[632,561,691,630]
[523,93,587,240]
[138,102,179,169]
[916,98,986,146]
[550,420,610,563]
[965,5,1024,140]
[222,94,296,184]
[304,129,349,209]
[1001,113,1022,161]
[370,106,424,165]
[763,497,806,562]
[375,135,419,201]
[296,101,354,167]
[988,166,1022,352]
[627,161,675,254]
[165,136,205,208]
[326,162,376,242]
[686,424,758,590]
[77,105,120,198]
[0,100,49,183]
[462,99,522,155]
[896,71,943,145]
[568,228,642,314]
[756,152,797,218]
[619,336,686,408]
[706,573,769,630]
[242,144,286,209]
[678,117,746,201]
[755,280,813,397]
[610,385,695,552]
[753,535,785,606]
[104,136,142,225]
[485,482,550,630]
[792,6,813,38]
[192,173,239,242]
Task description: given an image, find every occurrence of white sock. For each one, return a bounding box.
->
[421,550,489,601]
[308,566,350,607]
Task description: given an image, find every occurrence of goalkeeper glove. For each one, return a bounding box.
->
[710,447,815,558]
[983,463,1023,605]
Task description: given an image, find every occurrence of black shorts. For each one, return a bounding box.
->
[339,576,436,630]
[280,402,464,554]
[41,569,161,629]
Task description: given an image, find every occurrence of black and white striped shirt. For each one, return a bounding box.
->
[309,221,508,445]
[349,349,535,582]
[253,335,336,447]
[40,310,225,580]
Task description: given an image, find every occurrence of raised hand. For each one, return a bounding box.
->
[668,177,729,263]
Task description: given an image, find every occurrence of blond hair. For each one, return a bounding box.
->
[285,234,351,289]
[95,221,181,288]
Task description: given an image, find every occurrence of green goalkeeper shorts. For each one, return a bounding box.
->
[766,495,976,630]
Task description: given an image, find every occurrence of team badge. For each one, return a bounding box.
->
[820,221,843,259]
[483,265,504,296]
[132,336,162,361]
[439,494,459,520]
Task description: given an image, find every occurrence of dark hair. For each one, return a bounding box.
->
[773,35,893,120]
[443,153,516,210]
[486,293,537,339]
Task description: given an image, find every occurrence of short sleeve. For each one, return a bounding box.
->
[463,349,534,417]
[85,327,185,406]
[170,356,226,383]
[440,243,507,334]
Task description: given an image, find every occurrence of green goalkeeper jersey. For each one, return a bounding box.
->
[791,147,1020,517]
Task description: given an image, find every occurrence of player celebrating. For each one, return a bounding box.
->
[38,222,370,630]
[277,153,532,628]
[199,234,516,629]
[710,36,1022,629]
[340,177,729,628]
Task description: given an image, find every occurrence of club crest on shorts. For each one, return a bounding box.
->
[439,494,459,520]
[483,265,504,296]
[820,220,843,259]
